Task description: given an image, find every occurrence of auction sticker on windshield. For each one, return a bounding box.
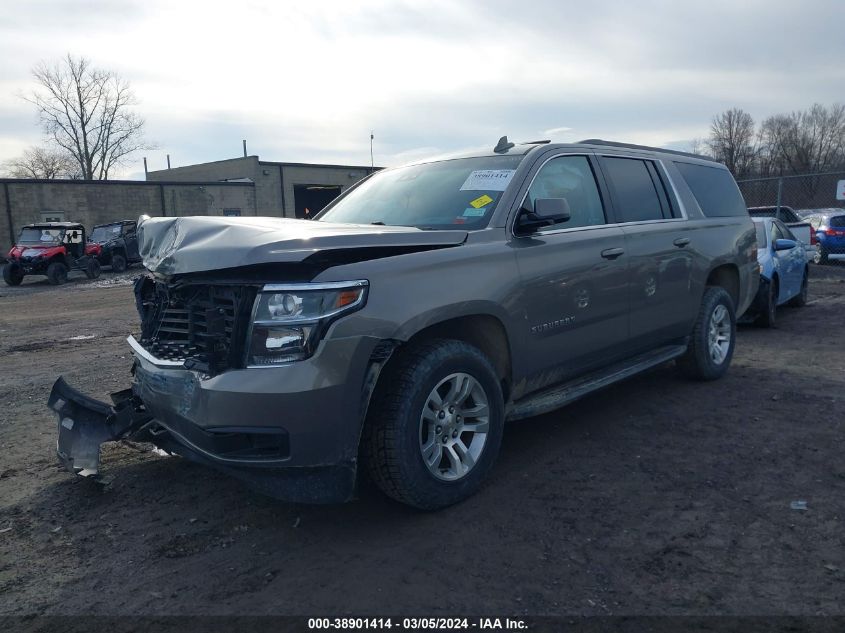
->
[460,170,515,191]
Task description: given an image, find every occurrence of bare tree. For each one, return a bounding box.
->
[2,146,79,179]
[687,137,709,157]
[707,108,757,178]
[760,103,845,175]
[24,54,150,180]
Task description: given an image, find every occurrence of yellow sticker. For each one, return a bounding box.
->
[469,194,494,209]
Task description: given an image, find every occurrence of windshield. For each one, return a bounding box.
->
[90,224,122,242]
[17,227,64,245]
[317,155,525,229]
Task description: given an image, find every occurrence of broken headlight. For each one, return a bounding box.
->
[246,280,368,366]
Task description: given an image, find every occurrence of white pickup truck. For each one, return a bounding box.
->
[748,206,816,262]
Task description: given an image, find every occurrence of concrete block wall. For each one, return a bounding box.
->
[1,180,255,248]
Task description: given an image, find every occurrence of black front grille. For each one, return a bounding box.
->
[136,278,255,373]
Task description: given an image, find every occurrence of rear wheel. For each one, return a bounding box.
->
[111,253,127,273]
[363,339,505,510]
[757,278,778,327]
[2,263,23,286]
[788,269,808,307]
[677,286,736,381]
[85,259,101,280]
[46,262,68,285]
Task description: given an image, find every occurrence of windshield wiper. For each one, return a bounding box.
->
[370,221,386,226]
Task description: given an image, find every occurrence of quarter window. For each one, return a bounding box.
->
[602,157,668,222]
[524,155,606,231]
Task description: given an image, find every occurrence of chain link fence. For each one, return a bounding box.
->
[736,171,845,213]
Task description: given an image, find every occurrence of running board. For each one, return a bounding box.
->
[506,344,687,422]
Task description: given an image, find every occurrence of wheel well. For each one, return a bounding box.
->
[404,315,513,401]
[706,264,739,307]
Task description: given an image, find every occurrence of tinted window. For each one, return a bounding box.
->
[771,222,785,242]
[525,155,606,230]
[675,162,747,217]
[603,157,665,222]
[830,215,845,228]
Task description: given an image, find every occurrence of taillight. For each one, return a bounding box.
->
[810,231,817,245]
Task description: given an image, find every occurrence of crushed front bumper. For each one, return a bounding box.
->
[48,377,152,476]
[46,333,381,503]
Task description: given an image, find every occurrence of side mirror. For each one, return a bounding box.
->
[773,238,797,251]
[516,198,571,233]
[534,198,571,222]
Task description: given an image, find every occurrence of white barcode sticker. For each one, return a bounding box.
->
[460,170,516,192]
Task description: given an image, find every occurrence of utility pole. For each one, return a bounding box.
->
[370,131,374,169]
[243,139,248,157]
[143,157,148,179]
[166,154,171,169]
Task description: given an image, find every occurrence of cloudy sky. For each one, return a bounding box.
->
[0,0,843,179]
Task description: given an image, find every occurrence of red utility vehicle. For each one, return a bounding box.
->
[4,222,101,286]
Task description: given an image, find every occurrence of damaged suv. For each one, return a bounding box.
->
[48,138,758,509]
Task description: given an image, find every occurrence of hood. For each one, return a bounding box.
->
[10,245,63,258]
[138,216,468,275]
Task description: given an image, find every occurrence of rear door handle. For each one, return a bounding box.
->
[600,247,625,260]
[673,237,691,247]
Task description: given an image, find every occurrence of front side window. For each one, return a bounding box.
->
[602,157,667,222]
[317,155,524,230]
[524,155,606,231]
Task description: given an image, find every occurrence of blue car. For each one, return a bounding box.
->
[751,217,808,327]
[801,209,845,264]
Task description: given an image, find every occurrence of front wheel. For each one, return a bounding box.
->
[85,259,101,279]
[363,339,505,510]
[677,286,736,381]
[110,253,127,273]
[3,263,23,286]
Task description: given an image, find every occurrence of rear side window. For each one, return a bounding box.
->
[830,215,845,228]
[674,162,747,217]
[601,157,671,222]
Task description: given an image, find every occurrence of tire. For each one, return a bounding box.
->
[46,262,68,285]
[111,253,127,273]
[814,247,828,265]
[756,277,778,328]
[85,259,101,280]
[2,263,23,286]
[677,286,737,381]
[363,339,505,510]
[788,269,808,307]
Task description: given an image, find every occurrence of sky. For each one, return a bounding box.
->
[0,0,843,179]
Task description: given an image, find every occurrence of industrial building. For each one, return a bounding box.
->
[145,155,379,219]
[1,155,379,248]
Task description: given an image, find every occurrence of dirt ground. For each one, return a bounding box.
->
[1,265,844,617]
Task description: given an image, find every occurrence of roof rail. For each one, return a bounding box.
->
[578,138,719,162]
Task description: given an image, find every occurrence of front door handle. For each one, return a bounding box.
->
[601,247,625,260]
[673,237,691,247]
